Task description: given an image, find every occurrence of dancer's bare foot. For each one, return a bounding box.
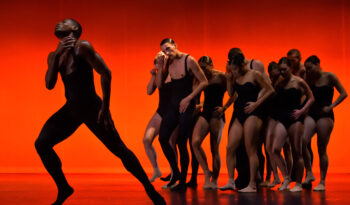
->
[52,186,74,205]
[313,183,326,191]
[302,171,316,185]
[268,178,281,188]
[290,183,303,192]
[259,180,270,187]
[278,177,291,191]
[238,185,257,193]
[202,171,212,189]
[150,168,162,183]
[162,181,178,189]
[206,178,218,189]
[219,179,236,191]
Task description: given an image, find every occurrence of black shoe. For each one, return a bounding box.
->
[170,183,187,192]
[302,182,313,189]
[160,174,171,182]
[147,189,167,205]
[186,180,198,188]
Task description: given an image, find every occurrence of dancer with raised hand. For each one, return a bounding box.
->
[302,55,347,191]
[268,57,314,192]
[35,19,165,205]
[191,56,227,189]
[220,53,274,192]
[156,38,208,191]
[143,52,179,183]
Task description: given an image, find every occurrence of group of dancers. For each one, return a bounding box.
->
[35,19,347,205]
[143,39,347,193]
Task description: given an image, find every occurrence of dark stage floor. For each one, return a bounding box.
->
[0,173,349,205]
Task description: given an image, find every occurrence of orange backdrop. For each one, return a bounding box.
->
[0,0,349,174]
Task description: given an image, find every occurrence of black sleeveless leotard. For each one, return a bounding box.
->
[201,82,226,123]
[156,82,172,118]
[231,82,261,126]
[309,85,334,122]
[158,55,195,186]
[271,88,304,129]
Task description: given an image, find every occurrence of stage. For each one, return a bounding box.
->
[0,173,349,205]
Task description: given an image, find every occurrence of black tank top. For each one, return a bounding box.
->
[273,88,302,114]
[309,85,334,113]
[203,83,226,112]
[234,82,260,110]
[170,55,193,106]
[61,53,98,103]
[157,81,172,116]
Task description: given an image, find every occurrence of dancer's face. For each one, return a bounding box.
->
[55,19,75,39]
[279,63,290,78]
[199,61,213,75]
[226,62,240,78]
[287,53,300,69]
[160,42,177,59]
[269,68,280,80]
[305,62,319,76]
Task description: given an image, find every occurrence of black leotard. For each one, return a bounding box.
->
[201,82,226,123]
[35,53,162,203]
[271,88,304,129]
[231,82,261,126]
[158,54,195,187]
[63,56,99,104]
[309,85,334,122]
[156,82,172,118]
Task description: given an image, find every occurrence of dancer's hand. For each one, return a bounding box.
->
[213,106,224,117]
[56,33,76,67]
[291,109,303,120]
[98,106,115,131]
[179,97,191,113]
[322,106,332,114]
[244,102,257,114]
[150,68,157,76]
[56,33,76,55]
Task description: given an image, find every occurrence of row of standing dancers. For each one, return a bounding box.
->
[35,19,347,205]
[144,39,347,193]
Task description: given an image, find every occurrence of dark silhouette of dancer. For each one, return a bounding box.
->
[155,38,208,191]
[34,19,165,205]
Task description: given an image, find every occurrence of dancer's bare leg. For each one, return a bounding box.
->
[143,113,162,182]
[271,123,290,191]
[283,139,293,179]
[207,118,224,189]
[265,119,281,187]
[238,116,262,193]
[289,122,304,192]
[219,119,243,191]
[302,116,316,185]
[191,117,210,188]
[313,118,333,191]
